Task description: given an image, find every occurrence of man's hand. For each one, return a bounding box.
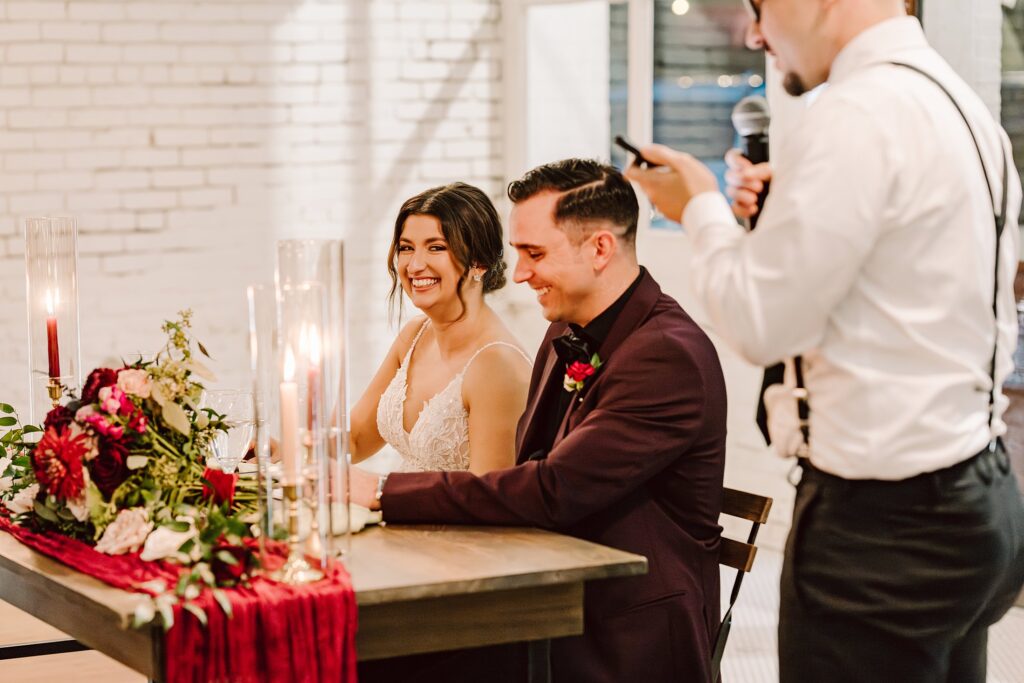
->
[350,465,382,511]
[623,144,719,223]
[724,148,772,219]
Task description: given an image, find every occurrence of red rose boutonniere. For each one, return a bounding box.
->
[563,353,603,395]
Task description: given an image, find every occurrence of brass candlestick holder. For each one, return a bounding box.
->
[272,481,324,585]
[46,377,62,407]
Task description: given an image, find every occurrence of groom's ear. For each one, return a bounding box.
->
[590,230,618,272]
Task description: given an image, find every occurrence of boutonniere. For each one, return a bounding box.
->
[563,353,603,394]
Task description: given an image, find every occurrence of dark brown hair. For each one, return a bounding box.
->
[387,182,507,321]
[507,158,638,243]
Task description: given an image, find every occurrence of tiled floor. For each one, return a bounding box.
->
[719,549,1024,682]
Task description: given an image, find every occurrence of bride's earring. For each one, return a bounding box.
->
[473,271,483,283]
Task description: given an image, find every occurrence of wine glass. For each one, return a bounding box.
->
[204,390,255,474]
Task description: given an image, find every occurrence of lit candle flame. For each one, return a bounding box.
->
[284,346,296,381]
[45,289,58,316]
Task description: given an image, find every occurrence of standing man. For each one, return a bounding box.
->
[627,1,1024,681]
[353,159,727,682]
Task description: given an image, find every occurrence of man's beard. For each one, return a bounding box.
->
[783,71,808,97]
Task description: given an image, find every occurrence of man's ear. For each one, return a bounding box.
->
[591,230,618,272]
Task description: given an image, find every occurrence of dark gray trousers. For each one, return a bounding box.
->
[779,445,1024,682]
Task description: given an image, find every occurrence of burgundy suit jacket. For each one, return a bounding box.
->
[383,271,727,683]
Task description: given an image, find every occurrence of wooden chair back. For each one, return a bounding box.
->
[711,486,773,680]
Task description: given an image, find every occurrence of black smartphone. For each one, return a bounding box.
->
[614,135,660,168]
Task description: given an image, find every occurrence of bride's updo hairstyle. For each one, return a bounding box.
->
[387,182,508,320]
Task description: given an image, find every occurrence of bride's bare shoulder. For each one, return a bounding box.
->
[388,315,429,358]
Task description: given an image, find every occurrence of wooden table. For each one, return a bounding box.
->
[0,525,647,681]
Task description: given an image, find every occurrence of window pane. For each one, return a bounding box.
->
[611,1,764,229]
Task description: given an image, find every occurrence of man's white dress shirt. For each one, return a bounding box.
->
[683,17,1022,480]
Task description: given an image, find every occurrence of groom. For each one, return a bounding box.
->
[354,159,727,682]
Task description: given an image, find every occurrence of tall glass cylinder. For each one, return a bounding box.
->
[273,281,328,582]
[277,239,350,558]
[24,216,81,422]
[247,284,276,566]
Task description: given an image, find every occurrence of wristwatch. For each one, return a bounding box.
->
[374,474,388,504]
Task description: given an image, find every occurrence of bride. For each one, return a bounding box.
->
[349,183,532,474]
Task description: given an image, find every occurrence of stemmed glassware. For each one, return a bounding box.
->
[204,390,255,475]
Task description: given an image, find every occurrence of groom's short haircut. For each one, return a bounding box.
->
[507,159,639,245]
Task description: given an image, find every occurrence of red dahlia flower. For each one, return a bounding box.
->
[32,427,88,501]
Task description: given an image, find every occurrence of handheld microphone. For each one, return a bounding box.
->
[730,95,770,230]
[733,95,781,445]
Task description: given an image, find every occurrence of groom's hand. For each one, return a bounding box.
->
[350,466,381,510]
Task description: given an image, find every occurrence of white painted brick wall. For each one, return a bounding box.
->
[0,0,504,427]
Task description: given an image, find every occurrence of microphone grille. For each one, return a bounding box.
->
[731,95,770,136]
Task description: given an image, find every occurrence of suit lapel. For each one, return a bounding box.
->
[516,322,567,462]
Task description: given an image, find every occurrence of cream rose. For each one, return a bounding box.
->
[0,455,12,494]
[117,369,152,399]
[95,508,153,555]
[5,483,39,515]
[140,518,198,562]
[65,470,91,523]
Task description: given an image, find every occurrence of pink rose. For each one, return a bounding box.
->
[98,386,121,414]
[116,369,152,399]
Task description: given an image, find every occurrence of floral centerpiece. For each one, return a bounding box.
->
[0,311,260,627]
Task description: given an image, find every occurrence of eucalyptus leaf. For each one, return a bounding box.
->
[33,500,59,523]
[151,382,168,407]
[183,603,208,627]
[0,403,14,414]
[0,417,17,427]
[212,589,233,619]
[21,425,41,433]
[215,550,239,566]
[157,601,175,631]
[185,359,217,382]
[126,455,149,470]
[131,601,156,629]
[161,402,191,436]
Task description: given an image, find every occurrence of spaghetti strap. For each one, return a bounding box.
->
[402,319,430,367]
[460,341,533,375]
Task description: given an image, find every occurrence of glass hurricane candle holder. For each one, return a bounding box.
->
[275,281,329,583]
[24,216,81,422]
[277,239,350,558]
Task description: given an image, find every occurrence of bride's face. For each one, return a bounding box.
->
[396,214,466,316]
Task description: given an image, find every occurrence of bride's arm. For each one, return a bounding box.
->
[463,346,532,475]
[349,317,425,463]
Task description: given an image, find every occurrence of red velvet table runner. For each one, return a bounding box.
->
[0,515,358,683]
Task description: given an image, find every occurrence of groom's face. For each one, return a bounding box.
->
[510,191,598,324]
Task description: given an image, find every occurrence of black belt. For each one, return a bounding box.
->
[799,440,1012,501]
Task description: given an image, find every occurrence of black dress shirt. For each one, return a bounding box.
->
[530,267,646,455]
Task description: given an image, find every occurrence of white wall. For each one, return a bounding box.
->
[524,1,610,170]
[0,0,505,420]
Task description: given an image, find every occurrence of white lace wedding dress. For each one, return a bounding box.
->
[376,320,532,472]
